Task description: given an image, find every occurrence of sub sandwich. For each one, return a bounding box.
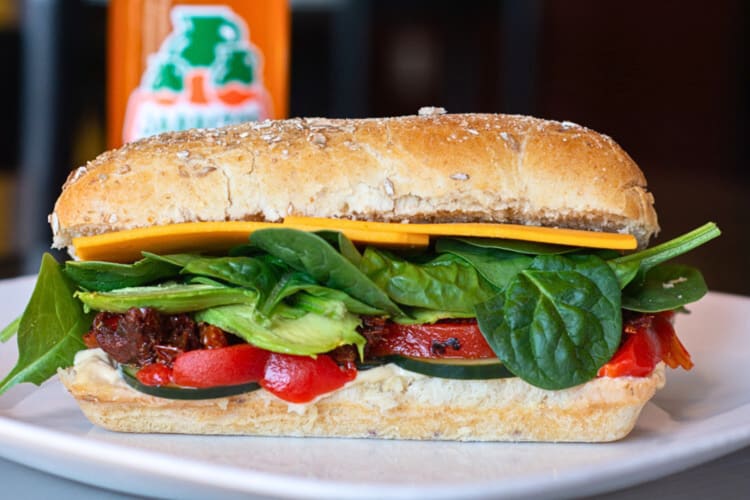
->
[0,109,720,441]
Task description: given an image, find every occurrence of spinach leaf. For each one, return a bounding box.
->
[75,283,258,313]
[435,239,533,290]
[608,259,641,289]
[0,254,93,395]
[392,308,475,325]
[586,249,623,260]
[476,254,621,390]
[64,257,181,291]
[314,230,362,266]
[141,252,199,268]
[227,243,263,257]
[359,247,498,314]
[0,316,20,342]
[610,222,720,285]
[250,228,403,316]
[262,271,386,316]
[621,263,708,312]
[449,237,575,255]
[181,256,282,297]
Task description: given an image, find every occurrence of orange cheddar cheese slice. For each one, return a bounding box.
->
[283,216,638,251]
[72,217,636,262]
[72,221,429,262]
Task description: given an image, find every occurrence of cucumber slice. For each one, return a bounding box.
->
[387,356,515,380]
[119,365,261,400]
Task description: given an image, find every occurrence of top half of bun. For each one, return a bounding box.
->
[50,109,659,251]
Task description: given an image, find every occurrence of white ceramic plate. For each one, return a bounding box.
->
[0,275,749,499]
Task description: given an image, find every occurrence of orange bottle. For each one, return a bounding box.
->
[107,0,289,149]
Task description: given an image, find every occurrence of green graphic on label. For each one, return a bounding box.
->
[214,48,255,86]
[123,6,271,143]
[150,55,185,93]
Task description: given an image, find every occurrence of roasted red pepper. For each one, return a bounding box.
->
[261,353,357,404]
[136,344,356,404]
[172,344,271,388]
[135,363,174,386]
[598,311,693,378]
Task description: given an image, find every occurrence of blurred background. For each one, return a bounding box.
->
[0,0,746,294]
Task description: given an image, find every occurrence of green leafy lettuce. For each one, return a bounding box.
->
[0,254,93,395]
[0,223,720,394]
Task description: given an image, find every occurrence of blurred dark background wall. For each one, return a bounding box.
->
[0,0,747,295]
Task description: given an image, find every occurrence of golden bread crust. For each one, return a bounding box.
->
[51,112,659,250]
[58,358,665,442]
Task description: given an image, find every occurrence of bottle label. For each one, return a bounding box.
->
[123,5,272,143]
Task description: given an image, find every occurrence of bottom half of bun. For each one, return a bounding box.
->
[58,350,665,442]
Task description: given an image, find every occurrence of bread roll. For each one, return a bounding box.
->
[59,349,665,442]
[50,110,659,252]
[48,111,668,442]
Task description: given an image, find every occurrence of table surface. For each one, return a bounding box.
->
[2,445,749,500]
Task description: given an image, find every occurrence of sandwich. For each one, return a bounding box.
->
[0,109,720,441]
